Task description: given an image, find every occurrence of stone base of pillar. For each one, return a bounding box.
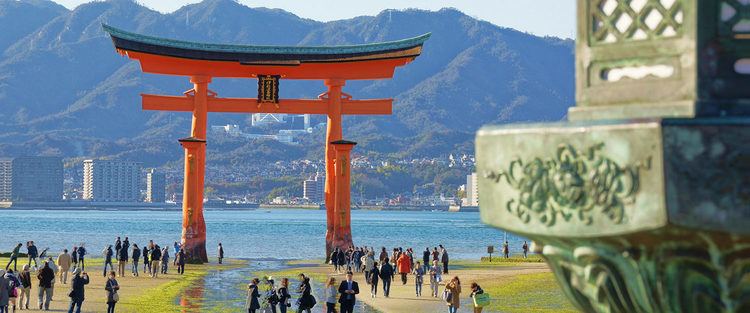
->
[182,239,208,264]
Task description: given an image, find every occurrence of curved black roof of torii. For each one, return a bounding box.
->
[102,24,431,65]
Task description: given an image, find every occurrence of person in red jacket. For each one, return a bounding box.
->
[396,253,412,285]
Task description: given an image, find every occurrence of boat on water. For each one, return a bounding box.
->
[202,199,259,210]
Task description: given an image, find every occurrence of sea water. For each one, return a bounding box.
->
[0,209,524,259]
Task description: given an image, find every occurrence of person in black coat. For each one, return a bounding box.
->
[336,250,346,272]
[379,258,394,298]
[296,274,314,313]
[68,268,90,313]
[131,244,140,277]
[246,278,260,313]
[338,272,359,313]
[422,248,431,272]
[369,262,380,298]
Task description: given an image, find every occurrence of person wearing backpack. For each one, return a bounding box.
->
[470,282,489,313]
[444,276,461,313]
[5,270,20,313]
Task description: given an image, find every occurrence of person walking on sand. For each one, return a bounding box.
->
[36,262,54,310]
[117,242,128,277]
[26,242,38,271]
[277,278,291,313]
[441,247,450,274]
[296,274,314,313]
[422,247,431,272]
[142,245,150,274]
[218,243,224,264]
[444,276,461,313]
[102,245,114,277]
[413,261,425,297]
[378,247,387,264]
[71,247,78,270]
[172,242,180,266]
[68,268,89,313]
[379,258,394,298]
[57,249,72,284]
[522,241,529,259]
[105,271,119,313]
[46,257,58,298]
[18,265,31,310]
[336,249,346,274]
[77,245,87,272]
[246,278,260,313]
[114,237,121,258]
[160,247,169,275]
[429,260,442,298]
[338,271,359,313]
[6,244,22,272]
[323,277,336,313]
[363,251,375,285]
[175,249,186,275]
[329,249,339,273]
[150,245,162,278]
[397,252,411,285]
[264,278,278,313]
[131,244,140,277]
[5,269,21,313]
[470,282,486,313]
[369,261,380,298]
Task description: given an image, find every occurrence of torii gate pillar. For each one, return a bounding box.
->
[331,140,356,251]
[179,75,211,263]
[324,79,345,260]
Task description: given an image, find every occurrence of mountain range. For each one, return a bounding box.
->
[0,0,574,167]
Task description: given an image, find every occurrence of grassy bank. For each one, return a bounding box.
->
[0,256,240,313]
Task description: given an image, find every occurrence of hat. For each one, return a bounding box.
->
[72,268,81,275]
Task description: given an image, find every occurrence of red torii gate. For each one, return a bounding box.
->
[104,25,428,262]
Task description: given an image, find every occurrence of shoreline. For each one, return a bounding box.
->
[0,256,574,312]
[0,203,479,212]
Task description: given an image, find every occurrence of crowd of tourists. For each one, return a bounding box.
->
[1,237,197,313]
[244,244,491,313]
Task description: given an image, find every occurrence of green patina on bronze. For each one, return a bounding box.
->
[477,1,750,312]
[484,143,651,227]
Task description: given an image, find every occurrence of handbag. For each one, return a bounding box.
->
[473,292,490,307]
[442,289,452,303]
[112,291,120,302]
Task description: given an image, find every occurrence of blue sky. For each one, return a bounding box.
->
[51,0,576,38]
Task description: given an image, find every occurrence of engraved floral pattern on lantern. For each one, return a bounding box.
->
[591,0,684,44]
[484,143,651,227]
